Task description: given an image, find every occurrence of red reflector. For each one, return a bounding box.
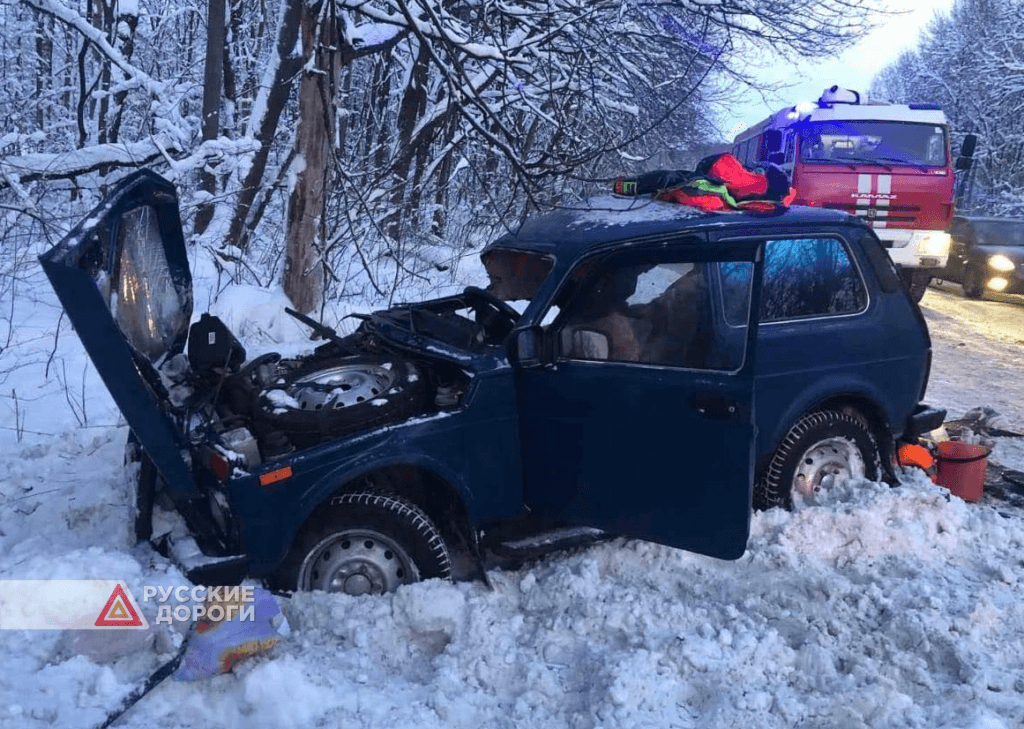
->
[210,453,230,480]
[259,466,293,487]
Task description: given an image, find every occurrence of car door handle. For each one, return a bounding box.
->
[689,392,741,420]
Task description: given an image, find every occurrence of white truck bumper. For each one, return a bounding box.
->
[874,228,950,269]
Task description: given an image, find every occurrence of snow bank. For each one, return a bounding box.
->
[2,272,1024,728]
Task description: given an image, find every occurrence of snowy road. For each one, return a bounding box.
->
[2,280,1024,729]
[919,284,1024,477]
[923,280,1024,348]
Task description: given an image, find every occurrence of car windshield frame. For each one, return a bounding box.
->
[798,120,949,168]
[481,248,556,305]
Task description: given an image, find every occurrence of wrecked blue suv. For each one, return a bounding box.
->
[40,170,944,594]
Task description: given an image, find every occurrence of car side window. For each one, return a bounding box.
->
[721,238,867,324]
[551,252,749,371]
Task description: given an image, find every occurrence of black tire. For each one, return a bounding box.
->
[962,265,985,299]
[900,268,930,303]
[755,410,879,511]
[274,491,452,594]
[125,433,157,542]
[258,357,428,448]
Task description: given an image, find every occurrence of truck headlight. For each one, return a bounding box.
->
[917,232,950,257]
[988,254,1016,272]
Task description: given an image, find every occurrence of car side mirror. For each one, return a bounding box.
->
[509,326,547,368]
[956,133,977,170]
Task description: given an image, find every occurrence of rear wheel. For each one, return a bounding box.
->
[962,265,985,299]
[756,410,879,510]
[276,491,452,594]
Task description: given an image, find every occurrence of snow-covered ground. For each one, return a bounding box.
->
[1,260,1024,729]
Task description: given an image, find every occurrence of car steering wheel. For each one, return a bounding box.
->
[462,286,520,340]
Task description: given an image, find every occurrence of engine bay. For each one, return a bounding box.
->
[155,295,510,478]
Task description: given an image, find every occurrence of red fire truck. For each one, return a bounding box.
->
[733,86,975,301]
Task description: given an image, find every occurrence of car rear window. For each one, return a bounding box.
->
[721,237,868,324]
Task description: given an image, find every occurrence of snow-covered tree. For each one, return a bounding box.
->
[871,0,1024,216]
[1,0,885,312]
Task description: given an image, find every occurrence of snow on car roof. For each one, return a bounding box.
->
[483,196,855,257]
[565,194,709,227]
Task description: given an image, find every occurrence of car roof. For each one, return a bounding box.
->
[483,196,859,258]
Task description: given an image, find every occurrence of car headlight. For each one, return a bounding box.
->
[988,254,1016,272]
[918,232,950,257]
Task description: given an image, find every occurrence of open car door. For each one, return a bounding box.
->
[39,170,199,497]
[514,237,763,559]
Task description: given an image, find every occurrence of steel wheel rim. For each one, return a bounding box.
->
[291,364,395,411]
[299,529,419,595]
[792,436,865,498]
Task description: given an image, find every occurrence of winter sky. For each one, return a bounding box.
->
[730,0,957,133]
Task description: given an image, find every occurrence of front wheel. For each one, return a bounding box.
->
[900,268,931,303]
[962,265,985,299]
[125,433,158,542]
[755,411,879,510]
[275,491,452,594]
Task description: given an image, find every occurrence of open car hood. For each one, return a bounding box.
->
[39,170,199,497]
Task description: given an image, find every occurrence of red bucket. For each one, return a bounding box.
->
[935,441,990,502]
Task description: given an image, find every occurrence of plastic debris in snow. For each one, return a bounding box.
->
[176,587,289,681]
[945,406,1023,439]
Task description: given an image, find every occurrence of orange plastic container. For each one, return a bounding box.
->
[935,441,990,502]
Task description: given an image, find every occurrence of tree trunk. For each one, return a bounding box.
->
[224,0,304,251]
[195,0,227,235]
[282,1,332,313]
[35,18,52,130]
[106,10,138,144]
[95,0,112,144]
[387,42,430,241]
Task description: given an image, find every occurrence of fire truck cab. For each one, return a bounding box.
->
[733,86,965,301]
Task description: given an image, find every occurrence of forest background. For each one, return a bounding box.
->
[1,0,1021,328]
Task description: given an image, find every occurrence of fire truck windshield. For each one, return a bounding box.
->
[799,121,948,168]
